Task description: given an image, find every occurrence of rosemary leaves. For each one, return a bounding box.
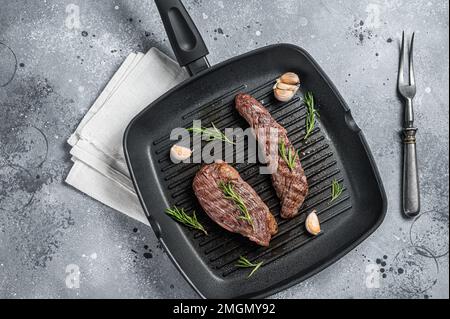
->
[188,122,235,145]
[165,206,208,235]
[219,181,253,225]
[330,179,344,203]
[279,139,298,171]
[236,256,263,278]
[304,92,319,140]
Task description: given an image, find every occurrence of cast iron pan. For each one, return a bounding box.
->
[124,0,387,299]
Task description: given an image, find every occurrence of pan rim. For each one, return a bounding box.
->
[123,43,388,299]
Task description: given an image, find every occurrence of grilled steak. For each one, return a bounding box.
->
[235,93,309,219]
[193,161,278,246]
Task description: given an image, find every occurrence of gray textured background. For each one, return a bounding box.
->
[0,0,448,299]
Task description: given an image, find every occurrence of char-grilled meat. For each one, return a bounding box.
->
[193,161,277,247]
[235,93,309,219]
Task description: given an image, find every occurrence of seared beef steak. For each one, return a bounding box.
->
[235,93,309,219]
[193,162,277,246]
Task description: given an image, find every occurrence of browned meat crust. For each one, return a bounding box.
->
[235,93,309,218]
[193,162,278,246]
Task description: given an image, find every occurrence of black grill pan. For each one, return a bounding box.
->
[123,0,387,299]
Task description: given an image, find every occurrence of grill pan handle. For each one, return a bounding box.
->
[155,0,210,76]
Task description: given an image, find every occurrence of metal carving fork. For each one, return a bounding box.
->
[398,31,420,217]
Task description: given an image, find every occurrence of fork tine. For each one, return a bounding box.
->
[409,32,416,86]
[398,31,406,87]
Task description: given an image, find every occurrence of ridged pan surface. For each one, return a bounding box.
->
[124,44,387,299]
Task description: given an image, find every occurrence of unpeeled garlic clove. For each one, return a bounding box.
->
[170,144,192,162]
[273,72,300,102]
[274,88,296,102]
[276,81,298,91]
[305,210,321,236]
[280,72,300,86]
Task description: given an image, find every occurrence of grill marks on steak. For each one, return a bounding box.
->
[235,93,309,219]
[193,162,277,246]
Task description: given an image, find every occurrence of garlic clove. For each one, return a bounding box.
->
[274,88,295,102]
[276,82,298,91]
[170,145,192,162]
[273,72,301,102]
[280,72,300,86]
[305,210,321,236]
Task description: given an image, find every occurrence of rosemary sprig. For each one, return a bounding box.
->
[165,206,208,235]
[304,92,319,140]
[330,179,344,203]
[187,122,235,145]
[279,139,298,171]
[236,256,263,278]
[218,181,253,226]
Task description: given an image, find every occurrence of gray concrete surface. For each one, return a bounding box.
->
[0,0,448,299]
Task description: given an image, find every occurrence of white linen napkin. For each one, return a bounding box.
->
[66,48,188,225]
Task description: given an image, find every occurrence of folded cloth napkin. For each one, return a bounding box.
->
[66,48,188,225]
